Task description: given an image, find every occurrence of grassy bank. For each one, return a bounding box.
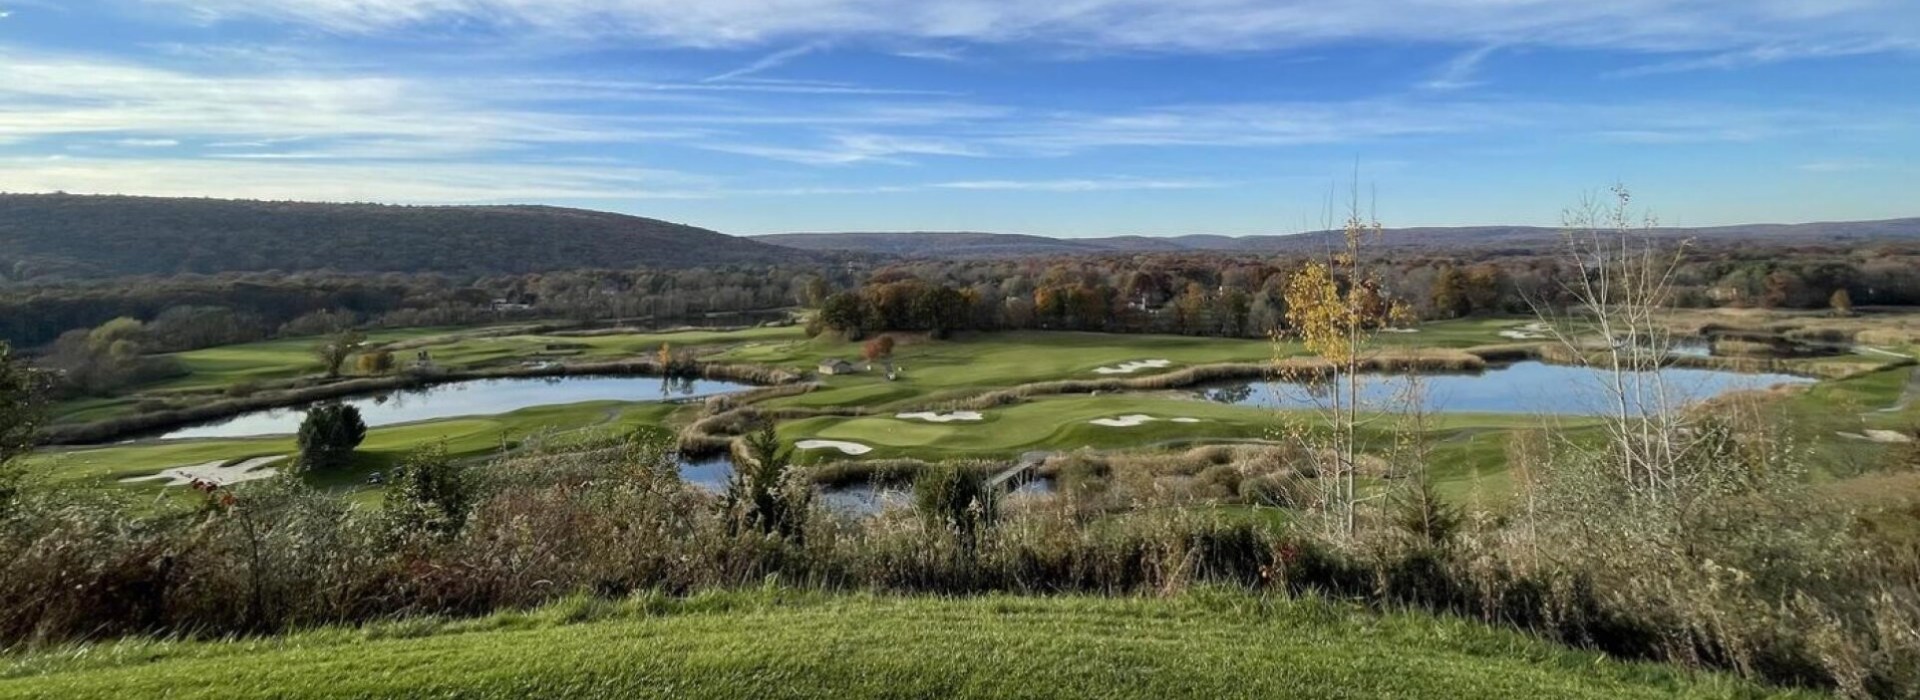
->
[29,400,686,493]
[0,592,1801,700]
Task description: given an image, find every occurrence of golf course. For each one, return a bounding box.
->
[26,312,1918,508]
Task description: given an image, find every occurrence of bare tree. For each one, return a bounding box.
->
[1529,185,1712,505]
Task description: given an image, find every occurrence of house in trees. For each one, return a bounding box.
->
[817,358,857,376]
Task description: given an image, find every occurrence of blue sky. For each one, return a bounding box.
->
[1,1,1916,236]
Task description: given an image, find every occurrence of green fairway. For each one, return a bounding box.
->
[0,592,1801,700]
[725,320,1517,411]
[30,400,686,495]
[780,394,1563,463]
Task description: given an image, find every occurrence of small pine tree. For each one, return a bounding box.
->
[296,403,366,471]
[723,422,810,539]
[1392,474,1463,548]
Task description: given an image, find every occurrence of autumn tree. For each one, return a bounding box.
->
[1830,288,1854,316]
[819,292,866,339]
[861,335,895,369]
[312,329,366,379]
[1430,266,1471,319]
[1281,189,1406,535]
[355,349,395,375]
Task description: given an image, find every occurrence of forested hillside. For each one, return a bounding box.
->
[758,219,1920,258]
[0,194,818,280]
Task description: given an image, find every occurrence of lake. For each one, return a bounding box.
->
[1194,361,1813,415]
[157,375,756,440]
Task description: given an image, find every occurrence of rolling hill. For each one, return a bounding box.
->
[0,194,819,280]
[756,218,1920,259]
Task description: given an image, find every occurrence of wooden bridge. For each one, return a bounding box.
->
[985,451,1051,490]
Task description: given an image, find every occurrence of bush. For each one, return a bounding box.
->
[296,403,365,471]
[384,444,476,539]
[913,465,998,545]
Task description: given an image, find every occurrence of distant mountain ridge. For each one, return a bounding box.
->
[0,193,820,280]
[756,219,1920,258]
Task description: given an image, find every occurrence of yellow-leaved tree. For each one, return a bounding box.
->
[1279,193,1406,536]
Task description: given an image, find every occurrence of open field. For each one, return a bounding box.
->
[0,592,1803,700]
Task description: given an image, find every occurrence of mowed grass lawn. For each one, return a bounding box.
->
[0,592,1804,700]
[30,401,686,496]
[152,324,808,395]
[780,394,1560,463]
[731,319,1524,411]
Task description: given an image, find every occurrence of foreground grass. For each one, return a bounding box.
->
[0,592,1806,700]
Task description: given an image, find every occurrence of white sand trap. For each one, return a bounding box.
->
[896,411,985,423]
[1092,359,1173,375]
[121,455,288,487]
[796,439,873,455]
[1838,430,1914,444]
[1863,430,1915,444]
[1091,414,1157,427]
[1091,414,1202,427]
[1381,328,1421,334]
[1498,322,1553,340]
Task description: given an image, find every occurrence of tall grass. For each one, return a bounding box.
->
[3,426,1916,696]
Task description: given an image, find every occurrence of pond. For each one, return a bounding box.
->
[157,375,756,440]
[675,456,919,515]
[1194,361,1813,415]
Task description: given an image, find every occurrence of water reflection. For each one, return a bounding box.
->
[1196,361,1811,415]
[158,375,753,440]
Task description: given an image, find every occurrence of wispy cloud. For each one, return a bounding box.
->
[1420,44,1498,91]
[1797,159,1880,173]
[933,178,1224,192]
[1608,38,1920,77]
[139,0,1920,58]
[0,155,716,202]
[702,133,987,165]
[705,43,824,82]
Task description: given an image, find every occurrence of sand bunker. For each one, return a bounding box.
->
[1092,359,1173,375]
[1380,328,1421,334]
[121,455,288,487]
[1090,415,1203,428]
[1498,322,1553,340]
[896,411,985,423]
[1841,430,1915,444]
[796,439,874,455]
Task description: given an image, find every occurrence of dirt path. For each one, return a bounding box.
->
[1880,364,1920,414]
